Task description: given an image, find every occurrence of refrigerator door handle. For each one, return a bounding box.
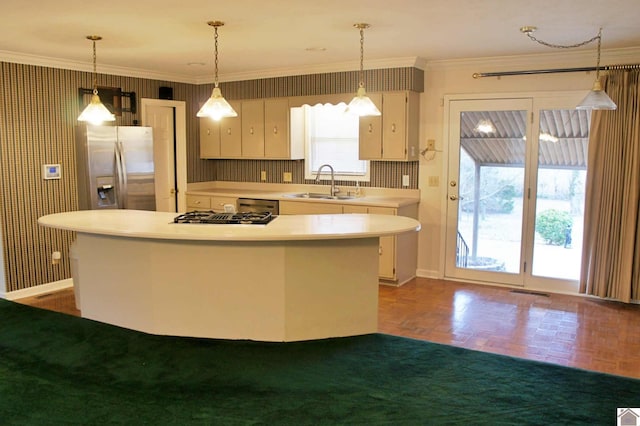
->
[117,141,129,209]
[114,142,127,209]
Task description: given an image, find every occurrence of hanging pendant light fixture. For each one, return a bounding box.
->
[346,23,381,117]
[576,29,617,110]
[520,26,616,110]
[197,20,238,121]
[77,35,116,125]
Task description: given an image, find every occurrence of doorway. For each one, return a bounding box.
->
[140,98,187,212]
[444,93,590,293]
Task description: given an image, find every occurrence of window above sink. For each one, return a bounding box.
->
[293,103,370,182]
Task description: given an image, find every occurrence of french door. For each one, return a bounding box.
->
[444,94,590,293]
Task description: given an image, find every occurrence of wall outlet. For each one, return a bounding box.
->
[426,139,436,151]
[51,251,61,265]
[283,172,292,182]
[402,175,410,187]
[260,170,267,181]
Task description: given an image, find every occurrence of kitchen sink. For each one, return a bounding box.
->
[284,192,355,200]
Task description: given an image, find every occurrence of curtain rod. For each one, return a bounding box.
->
[473,63,640,79]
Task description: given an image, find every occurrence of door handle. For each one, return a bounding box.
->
[449,195,458,201]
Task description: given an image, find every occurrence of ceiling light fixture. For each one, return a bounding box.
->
[77,35,116,125]
[521,26,616,110]
[474,119,495,134]
[346,23,381,117]
[197,21,238,121]
[539,132,559,143]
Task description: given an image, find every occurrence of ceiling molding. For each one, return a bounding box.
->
[0,50,424,85]
[426,47,640,72]
[196,57,426,84]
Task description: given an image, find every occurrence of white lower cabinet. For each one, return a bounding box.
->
[284,201,418,284]
[186,195,237,213]
[278,201,343,215]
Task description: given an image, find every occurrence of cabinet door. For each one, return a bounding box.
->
[210,196,237,213]
[186,195,211,211]
[358,93,382,159]
[220,101,242,157]
[264,98,290,158]
[279,201,343,215]
[241,100,265,158]
[382,92,408,160]
[368,206,397,279]
[199,118,220,158]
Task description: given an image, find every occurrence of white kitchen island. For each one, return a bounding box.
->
[39,210,420,342]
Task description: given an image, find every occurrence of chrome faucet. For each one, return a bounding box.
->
[315,164,339,198]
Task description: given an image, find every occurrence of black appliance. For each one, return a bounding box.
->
[174,211,275,225]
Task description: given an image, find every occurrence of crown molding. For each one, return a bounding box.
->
[425,47,640,72]
[194,57,426,84]
[0,50,424,85]
[0,50,198,84]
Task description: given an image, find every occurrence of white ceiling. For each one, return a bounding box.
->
[1,0,639,83]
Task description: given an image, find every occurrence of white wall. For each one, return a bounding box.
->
[416,47,640,278]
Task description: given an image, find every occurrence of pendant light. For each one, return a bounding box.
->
[197,21,238,121]
[77,35,116,125]
[521,26,616,110]
[576,29,617,110]
[346,23,381,117]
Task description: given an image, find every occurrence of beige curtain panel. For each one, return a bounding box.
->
[580,69,640,302]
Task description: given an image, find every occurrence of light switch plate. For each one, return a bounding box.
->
[283,172,292,182]
[402,175,410,187]
[260,170,267,181]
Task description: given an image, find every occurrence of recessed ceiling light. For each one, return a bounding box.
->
[187,62,206,66]
[305,47,327,52]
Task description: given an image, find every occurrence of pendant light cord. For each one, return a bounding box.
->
[522,27,603,79]
[358,25,365,89]
[92,38,98,95]
[214,24,220,88]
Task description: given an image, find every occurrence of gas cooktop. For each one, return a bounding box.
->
[173,211,275,225]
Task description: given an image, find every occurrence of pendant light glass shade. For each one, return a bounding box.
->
[347,23,381,117]
[197,87,238,120]
[78,36,115,125]
[347,86,381,117]
[197,21,237,121]
[576,79,617,110]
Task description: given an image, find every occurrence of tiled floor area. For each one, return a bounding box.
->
[17,277,640,379]
[379,278,640,379]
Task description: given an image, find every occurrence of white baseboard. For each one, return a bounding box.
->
[3,278,74,301]
[416,269,441,279]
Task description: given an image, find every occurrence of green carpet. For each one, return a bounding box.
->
[1,299,638,425]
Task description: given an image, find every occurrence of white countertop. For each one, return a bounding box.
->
[38,210,421,241]
[187,188,420,208]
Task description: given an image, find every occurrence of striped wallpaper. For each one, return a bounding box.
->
[0,61,422,292]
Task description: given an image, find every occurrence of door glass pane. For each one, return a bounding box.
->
[456,110,527,274]
[532,109,590,279]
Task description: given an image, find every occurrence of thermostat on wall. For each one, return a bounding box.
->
[42,164,61,180]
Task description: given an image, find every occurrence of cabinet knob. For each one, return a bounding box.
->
[194,200,201,204]
[250,126,254,135]
[206,129,210,136]
[273,126,278,134]
[391,123,396,133]
[368,123,373,133]
[226,128,231,135]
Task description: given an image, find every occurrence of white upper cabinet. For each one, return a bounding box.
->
[359,91,420,161]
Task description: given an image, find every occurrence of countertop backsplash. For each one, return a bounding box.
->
[210,159,419,190]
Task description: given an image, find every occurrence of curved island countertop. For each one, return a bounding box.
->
[38,209,421,241]
[38,209,421,342]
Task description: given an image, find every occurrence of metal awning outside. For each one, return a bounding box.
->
[460,110,590,169]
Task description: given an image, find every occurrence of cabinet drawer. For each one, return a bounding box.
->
[186,195,211,210]
[210,196,237,212]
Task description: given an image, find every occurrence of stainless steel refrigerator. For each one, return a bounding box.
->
[75,125,156,211]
